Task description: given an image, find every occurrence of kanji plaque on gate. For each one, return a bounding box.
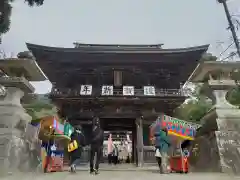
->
[144,86,155,96]
[123,86,134,96]
[101,85,113,96]
[80,85,92,95]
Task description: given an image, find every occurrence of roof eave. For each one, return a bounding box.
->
[26,43,209,54]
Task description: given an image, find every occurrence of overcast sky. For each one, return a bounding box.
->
[1,0,240,94]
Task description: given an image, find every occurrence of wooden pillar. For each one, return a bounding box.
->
[136,117,144,167]
[132,128,136,164]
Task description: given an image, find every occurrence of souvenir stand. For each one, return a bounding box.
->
[150,114,200,173]
[169,133,192,173]
[38,116,71,173]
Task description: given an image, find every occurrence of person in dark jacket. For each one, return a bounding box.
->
[89,117,104,175]
[154,127,171,173]
[69,126,85,173]
[112,144,119,165]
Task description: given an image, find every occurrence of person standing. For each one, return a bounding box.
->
[112,144,119,165]
[68,126,85,173]
[126,134,132,163]
[154,127,171,174]
[107,133,114,164]
[89,117,104,175]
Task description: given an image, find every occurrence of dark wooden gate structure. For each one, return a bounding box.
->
[26,43,208,166]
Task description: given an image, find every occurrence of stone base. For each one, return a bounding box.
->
[189,132,221,173]
[0,83,36,176]
[189,130,240,175]
[215,130,240,174]
[0,128,33,176]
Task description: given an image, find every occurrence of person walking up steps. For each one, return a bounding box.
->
[68,126,85,173]
[89,117,104,175]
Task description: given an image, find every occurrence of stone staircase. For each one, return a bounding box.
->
[63,163,159,172]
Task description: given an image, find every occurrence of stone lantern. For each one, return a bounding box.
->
[188,61,240,174]
[0,58,47,175]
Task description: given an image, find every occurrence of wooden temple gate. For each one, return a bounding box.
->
[26,42,209,166]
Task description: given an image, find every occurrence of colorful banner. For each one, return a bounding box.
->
[150,115,201,140]
[161,115,201,130]
[53,118,64,135]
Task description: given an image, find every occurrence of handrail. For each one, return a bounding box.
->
[50,87,185,97]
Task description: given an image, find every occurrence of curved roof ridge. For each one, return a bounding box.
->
[73,42,164,48]
[26,43,209,54]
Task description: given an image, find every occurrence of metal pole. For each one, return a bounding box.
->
[219,0,240,57]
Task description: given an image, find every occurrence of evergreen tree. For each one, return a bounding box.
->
[23,94,62,123]
[174,54,215,122]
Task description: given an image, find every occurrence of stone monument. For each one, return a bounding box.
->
[0,58,47,175]
[188,61,240,174]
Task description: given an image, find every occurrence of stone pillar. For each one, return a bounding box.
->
[0,87,32,175]
[136,117,144,167]
[208,79,240,174]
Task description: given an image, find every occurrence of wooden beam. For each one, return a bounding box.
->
[136,117,144,167]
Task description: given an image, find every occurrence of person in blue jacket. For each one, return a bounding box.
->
[154,127,171,173]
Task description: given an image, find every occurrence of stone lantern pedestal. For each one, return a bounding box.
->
[0,58,47,175]
[188,61,240,174]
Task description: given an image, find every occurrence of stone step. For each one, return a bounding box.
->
[64,164,159,172]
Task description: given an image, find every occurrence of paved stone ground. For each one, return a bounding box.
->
[1,171,239,180]
[1,164,239,180]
